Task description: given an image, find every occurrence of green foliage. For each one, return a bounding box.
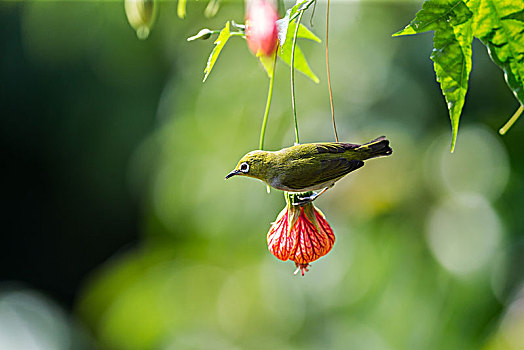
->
[271,0,320,82]
[258,53,277,78]
[395,0,524,150]
[277,1,319,48]
[395,0,474,152]
[258,21,321,80]
[10,3,524,349]
[190,2,321,83]
[203,21,231,83]
[287,0,316,24]
[278,32,319,83]
[256,22,320,81]
[270,15,321,81]
[293,22,321,44]
[473,1,524,105]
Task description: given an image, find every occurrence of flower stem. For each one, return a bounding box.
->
[309,0,317,27]
[291,10,304,145]
[259,50,278,150]
[499,104,523,135]
[326,0,339,142]
[289,0,316,22]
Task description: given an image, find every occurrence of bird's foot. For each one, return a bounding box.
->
[292,187,330,206]
[293,193,318,205]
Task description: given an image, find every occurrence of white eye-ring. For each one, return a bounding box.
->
[239,162,250,173]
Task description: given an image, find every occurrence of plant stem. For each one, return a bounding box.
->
[326,0,338,142]
[259,51,278,150]
[291,10,304,145]
[289,0,316,22]
[309,0,317,27]
[499,104,523,135]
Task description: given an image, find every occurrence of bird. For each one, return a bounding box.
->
[225,136,392,202]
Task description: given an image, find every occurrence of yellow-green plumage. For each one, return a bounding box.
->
[226,136,392,192]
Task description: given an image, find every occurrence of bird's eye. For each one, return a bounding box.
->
[239,162,249,173]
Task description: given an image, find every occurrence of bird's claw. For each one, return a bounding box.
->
[292,193,318,205]
[290,187,330,206]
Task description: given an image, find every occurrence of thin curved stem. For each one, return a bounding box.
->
[259,50,278,150]
[499,104,523,135]
[309,0,317,27]
[326,0,338,142]
[289,0,316,22]
[291,10,304,145]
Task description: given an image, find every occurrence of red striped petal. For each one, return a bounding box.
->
[267,207,296,261]
[267,202,335,272]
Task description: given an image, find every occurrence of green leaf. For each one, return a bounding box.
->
[394,0,472,35]
[394,0,474,151]
[396,0,524,143]
[288,0,309,22]
[277,20,320,46]
[277,0,318,47]
[203,22,231,82]
[274,18,320,81]
[278,42,319,83]
[258,53,277,78]
[473,0,524,106]
[295,23,321,43]
[273,3,320,83]
[501,8,524,22]
[177,0,186,19]
[257,42,317,82]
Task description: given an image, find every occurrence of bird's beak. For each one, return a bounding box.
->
[225,169,241,180]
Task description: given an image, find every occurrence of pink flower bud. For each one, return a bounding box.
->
[245,0,279,56]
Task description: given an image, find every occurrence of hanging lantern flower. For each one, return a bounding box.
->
[245,0,279,57]
[267,192,335,275]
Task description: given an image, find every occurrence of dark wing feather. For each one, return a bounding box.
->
[315,158,364,184]
[315,143,359,154]
[283,158,364,190]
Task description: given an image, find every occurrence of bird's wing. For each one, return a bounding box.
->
[283,158,364,190]
[315,158,364,184]
[315,143,359,154]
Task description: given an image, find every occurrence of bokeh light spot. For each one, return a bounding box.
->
[426,194,502,276]
[0,289,72,350]
[425,125,509,200]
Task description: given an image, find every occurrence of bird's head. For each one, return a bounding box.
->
[225,150,270,182]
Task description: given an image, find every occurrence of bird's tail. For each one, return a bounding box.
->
[358,136,392,160]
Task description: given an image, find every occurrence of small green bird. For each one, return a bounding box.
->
[226,136,392,201]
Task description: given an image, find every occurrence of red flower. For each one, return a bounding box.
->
[267,193,335,275]
[245,0,279,57]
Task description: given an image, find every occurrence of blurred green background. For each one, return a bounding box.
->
[1,1,524,349]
